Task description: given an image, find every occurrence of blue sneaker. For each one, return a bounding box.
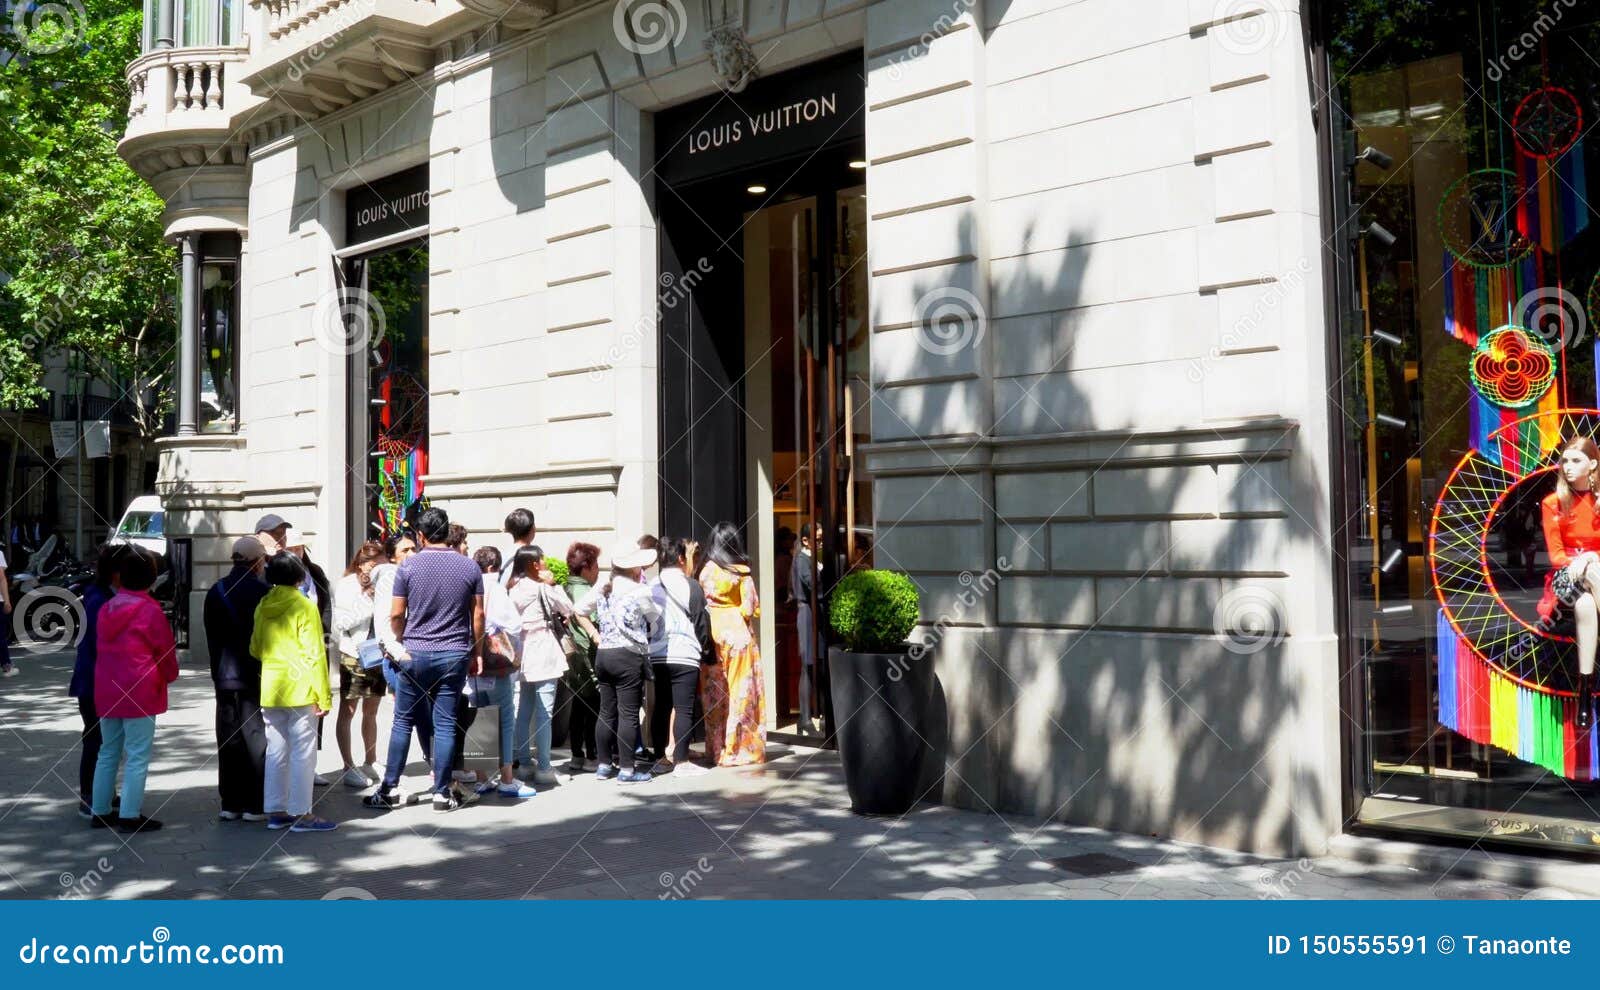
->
[617,770,653,784]
[289,815,338,833]
[497,781,538,798]
[595,763,618,780]
[265,814,295,830]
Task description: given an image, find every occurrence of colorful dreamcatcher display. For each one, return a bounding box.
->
[1430,408,1599,779]
[1465,325,1561,465]
[1512,86,1589,254]
[1470,325,1556,408]
[1440,168,1541,347]
[371,367,430,538]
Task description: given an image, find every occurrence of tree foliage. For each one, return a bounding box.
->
[0,0,175,437]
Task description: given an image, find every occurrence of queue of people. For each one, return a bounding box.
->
[69,504,770,834]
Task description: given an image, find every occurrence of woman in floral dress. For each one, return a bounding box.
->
[699,521,767,766]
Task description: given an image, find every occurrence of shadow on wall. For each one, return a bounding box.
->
[876,205,1330,857]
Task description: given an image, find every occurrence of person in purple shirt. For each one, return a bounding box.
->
[365,507,485,812]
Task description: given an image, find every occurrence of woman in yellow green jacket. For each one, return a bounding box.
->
[250,552,337,832]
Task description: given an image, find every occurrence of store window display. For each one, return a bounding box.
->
[1333,0,1600,849]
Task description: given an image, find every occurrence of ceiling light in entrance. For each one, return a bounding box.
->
[747,184,767,194]
[849,159,866,169]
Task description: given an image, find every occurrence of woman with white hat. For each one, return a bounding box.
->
[573,542,662,783]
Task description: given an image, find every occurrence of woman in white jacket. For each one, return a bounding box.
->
[331,541,388,788]
[507,546,598,785]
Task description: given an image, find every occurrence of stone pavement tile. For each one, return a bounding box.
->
[0,647,1572,902]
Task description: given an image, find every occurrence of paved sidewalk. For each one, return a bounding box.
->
[0,648,1576,900]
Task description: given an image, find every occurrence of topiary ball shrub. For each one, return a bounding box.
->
[828,570,920,653]
[545,557,569,586]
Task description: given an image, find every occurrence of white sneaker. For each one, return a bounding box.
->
[1,666,16,677]
[341,767,369,788]
[359,763,380,783]
[217,809,242,821]
[241,812,269,822]
[313,772,334,787]
[532,769,559,787]
[675,762,711,777]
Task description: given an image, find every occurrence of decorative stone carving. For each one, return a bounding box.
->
[704,16,759,93]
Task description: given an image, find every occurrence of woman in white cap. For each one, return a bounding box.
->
[573,542,662,783]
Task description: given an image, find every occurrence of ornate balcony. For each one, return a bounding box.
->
[120,46,257,236]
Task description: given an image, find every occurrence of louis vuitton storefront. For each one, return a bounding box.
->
[141,0,1377,858]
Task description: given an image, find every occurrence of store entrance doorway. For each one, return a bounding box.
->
[655,53,870,743]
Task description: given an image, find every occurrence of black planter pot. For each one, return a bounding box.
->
[828,645,933,815]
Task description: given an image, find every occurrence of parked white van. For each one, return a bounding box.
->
[109,495,165,556]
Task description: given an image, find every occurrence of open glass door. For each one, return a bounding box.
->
[745,182,871,744]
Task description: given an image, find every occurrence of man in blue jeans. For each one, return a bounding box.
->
[365,507,485,812]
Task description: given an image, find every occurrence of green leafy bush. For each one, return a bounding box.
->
[828,570,920,652]
[545,557,569,586]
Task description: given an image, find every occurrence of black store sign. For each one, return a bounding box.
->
[655,52,865,185]
[346,164,430,245]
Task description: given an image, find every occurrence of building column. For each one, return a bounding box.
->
[155,0,175,48]
[177,233,199,437]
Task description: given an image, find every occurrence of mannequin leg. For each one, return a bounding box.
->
[1574,587,1598,730]
[1576,594,1597,677]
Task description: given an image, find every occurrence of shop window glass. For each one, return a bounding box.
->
[1333,1,1600,850]
[198,233,239,434]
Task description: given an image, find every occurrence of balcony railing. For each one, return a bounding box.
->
[122,44,254,151]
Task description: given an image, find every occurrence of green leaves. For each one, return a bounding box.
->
[828,569,921,654]
[0,0,175,427]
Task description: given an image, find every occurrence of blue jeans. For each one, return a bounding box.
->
[92,716,156,817]
[467,675,517,767]
[513,678,558,771]
[384,649,469,795]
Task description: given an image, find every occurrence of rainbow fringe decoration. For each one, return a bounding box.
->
[375,446,427,536]
[1437,608,1597,779]
[1442,251,1541,347]
[1467,386,1560,473]
[1515,141,1589,254]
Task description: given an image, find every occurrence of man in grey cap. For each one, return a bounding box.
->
[204,537,271,821]
[253,514,291,556]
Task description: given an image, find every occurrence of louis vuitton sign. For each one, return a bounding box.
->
[655,52,865,185]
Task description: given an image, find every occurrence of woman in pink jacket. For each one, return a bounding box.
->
[89,548,178,834]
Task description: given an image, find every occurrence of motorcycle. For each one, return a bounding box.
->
[6,534,92,650]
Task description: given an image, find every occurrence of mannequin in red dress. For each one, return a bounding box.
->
[1541,438,1600,727]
